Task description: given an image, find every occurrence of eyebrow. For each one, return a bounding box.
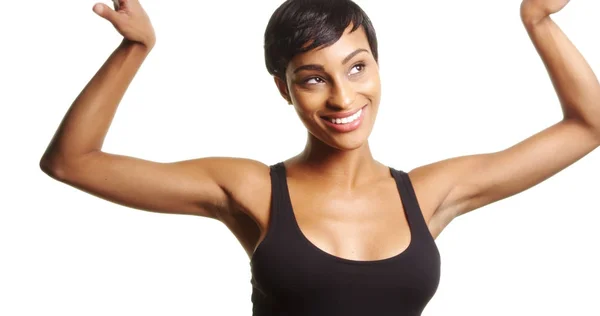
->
[293,48,370,74]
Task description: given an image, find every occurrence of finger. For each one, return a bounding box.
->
[92,3,119,23]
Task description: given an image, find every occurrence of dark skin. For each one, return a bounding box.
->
[41,0,600,262]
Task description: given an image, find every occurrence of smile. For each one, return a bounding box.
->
[320,105,367,133]
[326,108,363,125]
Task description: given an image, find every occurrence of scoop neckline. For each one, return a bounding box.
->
[280,162,414,266]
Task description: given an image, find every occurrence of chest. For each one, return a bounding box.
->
[285,177,416,262]
[250,177,441,314]
[249,165,442,314]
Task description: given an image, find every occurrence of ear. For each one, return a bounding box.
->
[274,76,292,105]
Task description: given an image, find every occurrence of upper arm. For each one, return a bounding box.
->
[411,119,600,232]
[42,152,271,219]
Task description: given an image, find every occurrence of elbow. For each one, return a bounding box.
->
[39,155,68,181]
[40,151,98,182]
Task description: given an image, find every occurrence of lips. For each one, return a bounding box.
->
[320,105,367,133]
[320,104,367,119]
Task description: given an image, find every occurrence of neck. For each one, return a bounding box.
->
[289,133,384,189]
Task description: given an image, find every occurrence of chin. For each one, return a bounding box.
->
[310,126,373,152]
[329,134,369,151]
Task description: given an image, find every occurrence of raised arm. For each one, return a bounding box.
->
[410,0,600,236]
[40,1,270,220]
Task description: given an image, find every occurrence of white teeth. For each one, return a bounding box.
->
[330,108,362,125]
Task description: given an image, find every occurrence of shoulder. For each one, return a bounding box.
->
[202,157,273,229]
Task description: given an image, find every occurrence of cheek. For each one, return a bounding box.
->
[290,88,328,111]
[293,105,324,132]
[359,73,381,97]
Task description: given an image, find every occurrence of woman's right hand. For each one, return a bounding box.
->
[93,0,156,49]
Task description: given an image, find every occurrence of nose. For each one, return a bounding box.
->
[327,79,355,110]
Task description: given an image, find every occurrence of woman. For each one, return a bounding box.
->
[39,0,599,315]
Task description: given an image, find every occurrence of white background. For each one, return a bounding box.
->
[2,0,599,315]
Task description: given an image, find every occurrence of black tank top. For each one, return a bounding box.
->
[250,162,441,316]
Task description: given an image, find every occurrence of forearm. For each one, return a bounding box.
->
[41,39,150,168]
[522,14,600,134]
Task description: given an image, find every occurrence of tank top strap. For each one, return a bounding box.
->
[389,168,431,236]
[268,162,296,229]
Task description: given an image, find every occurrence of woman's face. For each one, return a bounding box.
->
[276,24,381,151]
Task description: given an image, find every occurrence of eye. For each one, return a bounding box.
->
[349,63,366,75]
[303,76,325,85]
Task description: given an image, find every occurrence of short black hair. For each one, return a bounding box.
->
[264,0,378,80]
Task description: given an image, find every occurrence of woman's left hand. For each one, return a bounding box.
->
[520,0,570,25]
